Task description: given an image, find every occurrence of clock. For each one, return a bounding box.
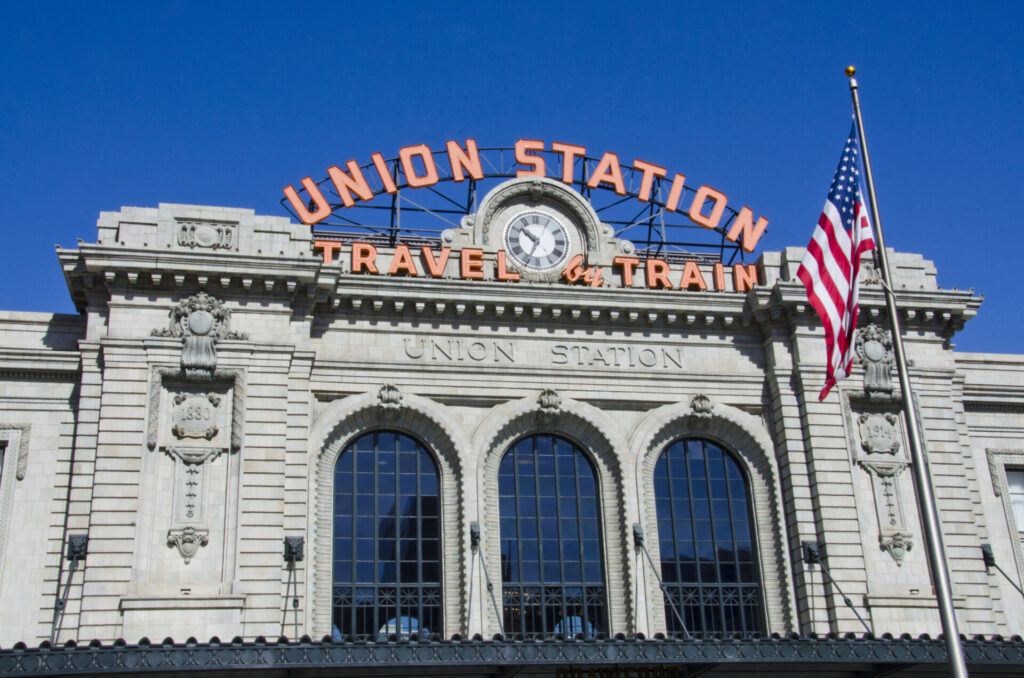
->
[503,210,572,272]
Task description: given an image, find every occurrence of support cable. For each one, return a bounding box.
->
[633,524,690,639]
[981,544,1024,600]
[471,522,505,637]
[802,541,872,634]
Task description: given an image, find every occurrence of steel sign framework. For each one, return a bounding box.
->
[281,146,753,266]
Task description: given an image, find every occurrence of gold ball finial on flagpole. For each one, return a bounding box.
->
[845,65,856,77]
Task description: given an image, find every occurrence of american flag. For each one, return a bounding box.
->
[798,124,876,400]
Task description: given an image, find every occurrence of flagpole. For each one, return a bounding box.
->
[845,66,968,678]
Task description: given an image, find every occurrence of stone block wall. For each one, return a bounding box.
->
[0,203,1019,646]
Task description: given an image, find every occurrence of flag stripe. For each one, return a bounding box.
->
[798,124,876,400]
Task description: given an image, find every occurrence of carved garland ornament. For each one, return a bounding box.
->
[176,220,238,250]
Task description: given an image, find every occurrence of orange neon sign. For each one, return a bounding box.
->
[311,240,759,293]
[285,139,769,254]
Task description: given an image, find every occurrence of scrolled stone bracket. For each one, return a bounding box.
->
[880,531,914,564]
[164,446,223,466]
[167,526,209,564]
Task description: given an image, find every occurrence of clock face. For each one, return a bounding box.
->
[503,210,572,272]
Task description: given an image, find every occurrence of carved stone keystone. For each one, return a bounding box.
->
[690,394,713,416]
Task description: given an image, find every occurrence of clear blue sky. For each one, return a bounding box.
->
[1,2,1021,353]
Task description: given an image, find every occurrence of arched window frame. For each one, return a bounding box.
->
[652,437,764,636]
[331,430,444,639]
[475,395,633,637]
[311,389,469,639]
[632,399,795,635]
[497,433,608,639]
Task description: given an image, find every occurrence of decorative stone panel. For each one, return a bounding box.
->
[850,405,914,565]
[145,367,245,566]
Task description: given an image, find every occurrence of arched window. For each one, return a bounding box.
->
[654,438,764,637]
[333,431,442,639]
[499,435,606,639]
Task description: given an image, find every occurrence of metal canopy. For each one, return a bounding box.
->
[2,634,1022,677]
[284,146,752,266]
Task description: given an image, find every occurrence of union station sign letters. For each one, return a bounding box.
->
[291,138,768,293]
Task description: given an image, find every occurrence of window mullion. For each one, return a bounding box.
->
[722,455,742,635]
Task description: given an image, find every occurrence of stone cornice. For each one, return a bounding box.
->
[749,282,981,338]
[0,349,80,379]
[58,245,322,312]
[323,275,760,331]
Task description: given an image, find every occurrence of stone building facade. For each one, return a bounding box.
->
[0,177,1022,650]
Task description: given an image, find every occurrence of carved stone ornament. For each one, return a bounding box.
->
[855,324,895,398]
[164,446,222,466]
[376,384,403,414]
[0,424,31,481]
[171,393,221,440]
[151,292,247,379]
[537,388,562,424]
[859,260,882,286]
[881,532,914,564]
[856,413,912,567]
[167,526,209,564]
[176,220,237,250]
[858,412,901,455]
[690,394,714,416]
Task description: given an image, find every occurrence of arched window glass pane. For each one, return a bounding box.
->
[333,431,442,639]
[499,435,606,639]
[654,438,763,637]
